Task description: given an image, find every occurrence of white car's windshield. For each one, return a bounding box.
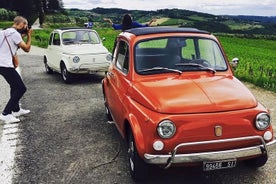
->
[62,30,100,45]
[135,37,228,75]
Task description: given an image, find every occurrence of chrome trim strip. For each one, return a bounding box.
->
[144,136,276,169]
[70,62,110,72]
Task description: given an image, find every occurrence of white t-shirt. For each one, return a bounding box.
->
[0,28,23,68]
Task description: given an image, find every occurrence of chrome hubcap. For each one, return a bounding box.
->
[128,141,135,171]
[62,68,67,80]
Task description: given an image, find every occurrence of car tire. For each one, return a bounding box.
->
[244,154,268,168]
[127,129,149,181]
[103,91,113,121]
[44,57,53,74]
[61,63,72,84]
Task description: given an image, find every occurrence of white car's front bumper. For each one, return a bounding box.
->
[69,62,110,73]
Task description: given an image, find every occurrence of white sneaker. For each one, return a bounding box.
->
[0,114,20,123]
[12,108,30,117]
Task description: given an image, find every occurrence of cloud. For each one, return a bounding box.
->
[63,0,276,16]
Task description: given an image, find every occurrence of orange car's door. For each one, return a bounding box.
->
[106,40,131,127]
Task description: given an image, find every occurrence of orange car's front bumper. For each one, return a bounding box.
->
[144,136,276,169]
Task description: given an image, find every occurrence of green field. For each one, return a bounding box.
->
[218,35,276,92]
[95,28,118,52]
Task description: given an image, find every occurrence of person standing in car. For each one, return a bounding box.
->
[104,14,156,31]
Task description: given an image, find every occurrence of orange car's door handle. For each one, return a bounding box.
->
[107,72,115,77]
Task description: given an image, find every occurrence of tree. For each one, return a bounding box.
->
[13,0,35,24]
[36,0,45,27]
[47,0,63,11]
[0,0,12,9]
[0,0,64,26]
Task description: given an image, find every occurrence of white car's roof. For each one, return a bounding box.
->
[53,28,96,33]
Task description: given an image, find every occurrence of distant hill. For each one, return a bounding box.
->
[62,7,276,35]
[228,15,276,24]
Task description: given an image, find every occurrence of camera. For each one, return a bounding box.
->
[18,25,31,34]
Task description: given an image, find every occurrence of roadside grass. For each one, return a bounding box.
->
[31,29,52,48]
[94,28,118,52]
[0,21,13,29]
[218,35,276,92]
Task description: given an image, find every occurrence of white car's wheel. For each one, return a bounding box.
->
[44,57,53,74]
[61,63,72,84]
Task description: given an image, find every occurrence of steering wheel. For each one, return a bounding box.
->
[194,59,211,67]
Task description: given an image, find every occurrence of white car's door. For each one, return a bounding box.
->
[47,32,62,71]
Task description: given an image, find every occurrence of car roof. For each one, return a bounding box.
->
[53,27,94,32]
[59,27,92,30]
[124,27,210,36]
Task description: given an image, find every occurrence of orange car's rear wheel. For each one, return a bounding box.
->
[102,87,112,121]
[127,129,149,181]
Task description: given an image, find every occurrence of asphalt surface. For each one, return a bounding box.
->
[0,47,275,183]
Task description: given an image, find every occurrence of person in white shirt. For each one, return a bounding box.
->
[0,16,32,123]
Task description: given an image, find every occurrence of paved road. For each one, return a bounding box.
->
[0,50,275,183]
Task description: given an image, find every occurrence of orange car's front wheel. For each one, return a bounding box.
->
[244,154,268,168]
[127,129,149,181]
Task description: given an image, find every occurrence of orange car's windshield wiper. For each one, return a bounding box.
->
[175,63,216,74]
[139,66,182,74]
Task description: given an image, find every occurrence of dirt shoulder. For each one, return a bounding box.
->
[243,82,276,131]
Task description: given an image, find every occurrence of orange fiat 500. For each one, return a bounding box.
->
[102,27,276,181]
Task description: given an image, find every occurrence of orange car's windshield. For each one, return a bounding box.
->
[135,37,228,75]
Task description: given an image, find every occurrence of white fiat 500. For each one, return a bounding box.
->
[44,28,111,83]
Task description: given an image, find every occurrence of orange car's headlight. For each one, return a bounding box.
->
[255,113,270,130]
[157,120,176,139]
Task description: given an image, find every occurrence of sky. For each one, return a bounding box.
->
[63,0,276,16]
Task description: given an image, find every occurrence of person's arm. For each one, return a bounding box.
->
[132,18,157,28]
[103,18,113,26]
[132,21,148,28]
[18,29,32,52]
[147,18,157,26]
[112,24,122,30]
[104,18,122,30]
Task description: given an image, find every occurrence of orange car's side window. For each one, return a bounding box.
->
[115,40,129,74]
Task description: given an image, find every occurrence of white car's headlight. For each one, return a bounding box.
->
[157,120,176,139]
[255,113,270,130]
[106,53,112,61]
[73,56,80,63]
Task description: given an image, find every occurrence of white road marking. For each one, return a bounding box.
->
[0,123,19,184]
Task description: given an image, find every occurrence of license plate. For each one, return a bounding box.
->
[203,159,236,171]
